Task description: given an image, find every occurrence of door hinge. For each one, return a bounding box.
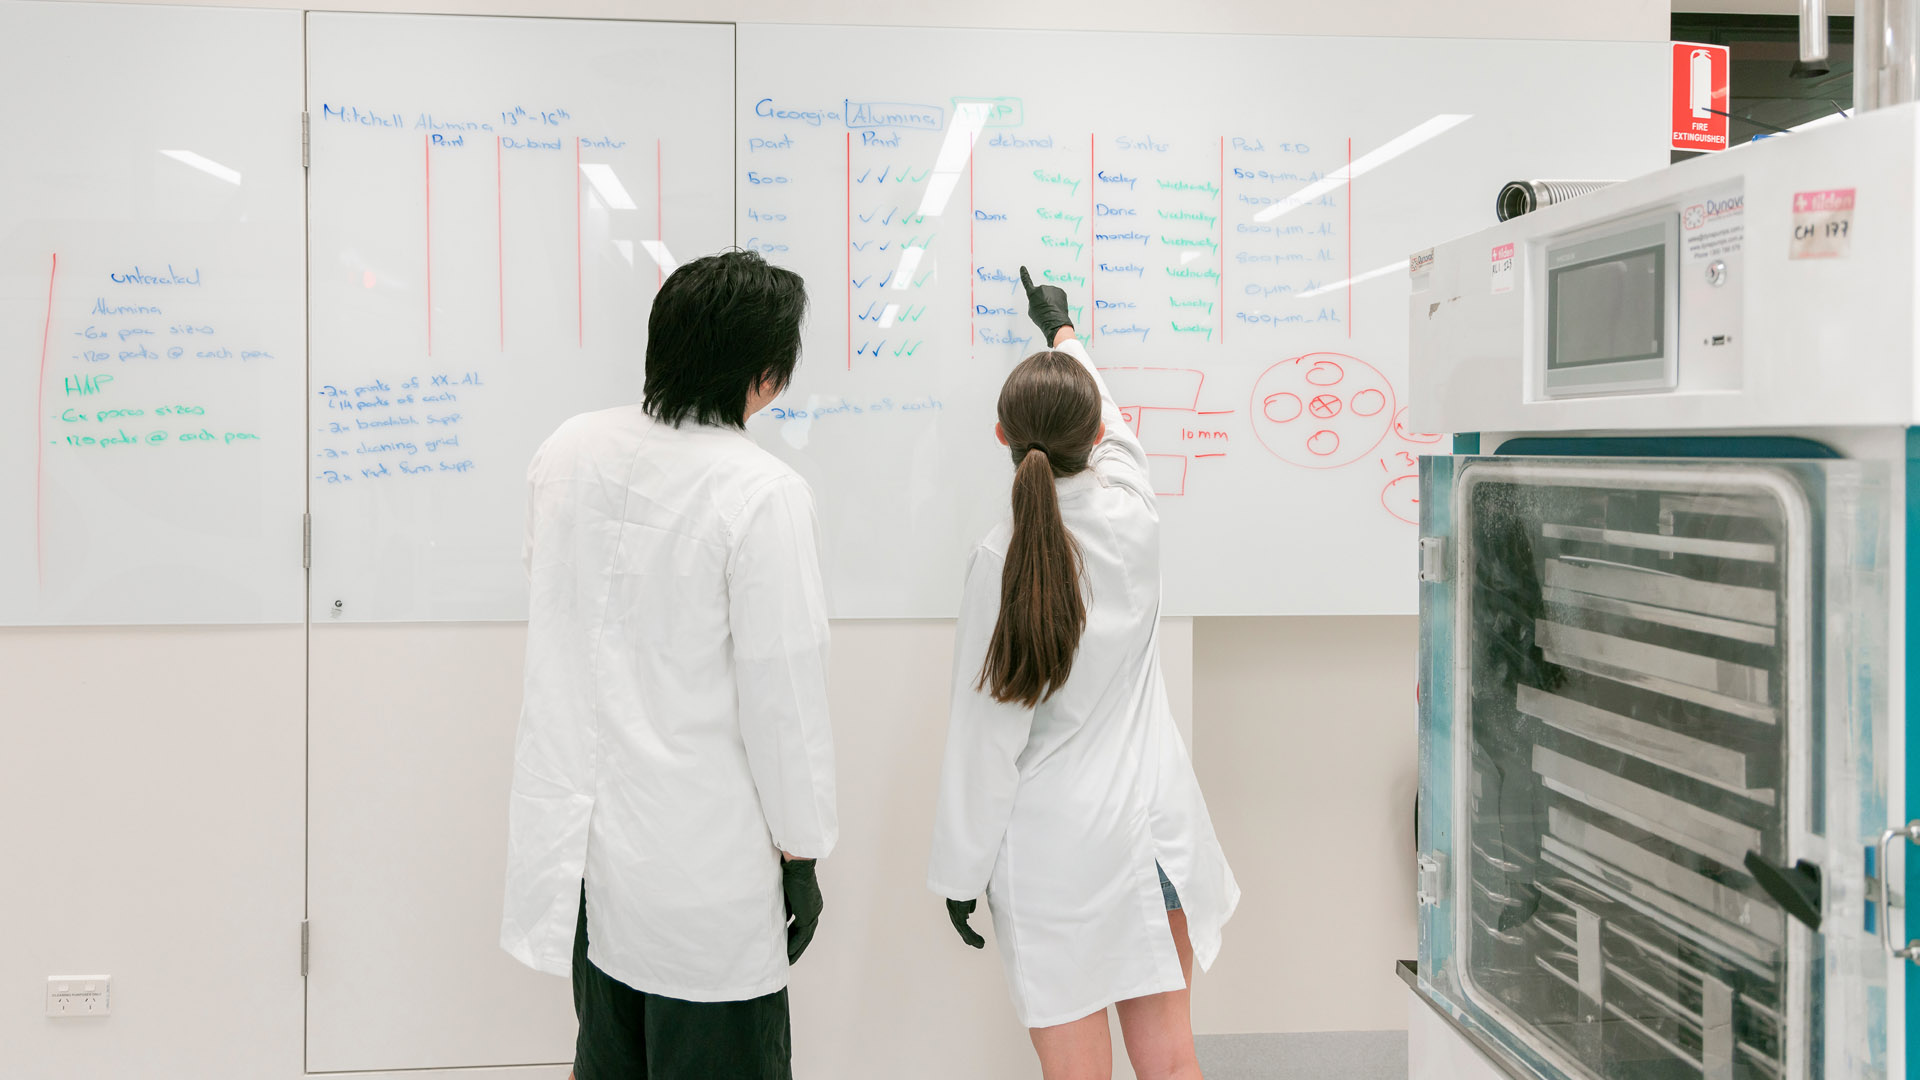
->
[1417,536,1447,583]
[300,920,310,977]
[1417,851,1447,907]
[301,111,310,169]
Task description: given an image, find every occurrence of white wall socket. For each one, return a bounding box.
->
[45,975,110,1017]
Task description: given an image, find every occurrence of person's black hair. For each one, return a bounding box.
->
[643,249,807,429]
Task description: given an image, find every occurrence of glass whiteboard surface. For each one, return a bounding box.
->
[738,25,1668,616]
[306,14,735,623]
[0,2,307,625]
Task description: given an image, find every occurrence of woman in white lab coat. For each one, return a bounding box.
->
[929,269,1238,1080]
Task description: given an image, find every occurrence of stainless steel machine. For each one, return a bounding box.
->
[1407,68,1920,1080]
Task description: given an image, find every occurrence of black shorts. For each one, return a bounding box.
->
[572,884,792,1080]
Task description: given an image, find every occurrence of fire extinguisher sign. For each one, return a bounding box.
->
[1672,42,1731,152]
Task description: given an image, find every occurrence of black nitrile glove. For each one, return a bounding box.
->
[945,897,986,949]
[783,859,823,964]
[1019,266,1074,347]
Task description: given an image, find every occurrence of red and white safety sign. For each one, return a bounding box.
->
[1672,42,1730,152]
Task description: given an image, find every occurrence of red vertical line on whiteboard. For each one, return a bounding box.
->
[424,134,433,355]
[845,132,852,370]
[656,139,664,289]
[35,252,57,586]
[969,150,975,351]
[1346,136,1352,338]
[1218,135,1225,342]
[496,136,505,351]
[1087,133,1095,345]
[576,137,584,347]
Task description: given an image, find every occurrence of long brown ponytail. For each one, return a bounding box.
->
[978,351,1102,708]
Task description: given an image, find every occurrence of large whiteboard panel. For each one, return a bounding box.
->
[307,13,735,622]
[739,25,1667,616]
[0,1,307,625]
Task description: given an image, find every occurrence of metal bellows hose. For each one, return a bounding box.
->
[1495,180,1617,221]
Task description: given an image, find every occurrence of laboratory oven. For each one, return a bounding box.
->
[1408,103,1920,1080]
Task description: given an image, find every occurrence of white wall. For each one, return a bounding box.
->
[92,0,1669,40]
[1190,617,1421,1035]
[4,3,1668,1079]
[0,626,305,1080]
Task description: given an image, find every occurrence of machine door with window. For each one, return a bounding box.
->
[1415,456,1891,1080]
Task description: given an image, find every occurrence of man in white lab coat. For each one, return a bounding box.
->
[500,250,837,1080]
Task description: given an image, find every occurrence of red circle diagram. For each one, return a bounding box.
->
[1381,474,1420,524]
[1249,352,1396,469]
[1263,392,1303,423]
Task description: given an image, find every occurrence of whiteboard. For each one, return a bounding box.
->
[738,25,1668,616]
[307,13,735,622]
[0,1,307,625]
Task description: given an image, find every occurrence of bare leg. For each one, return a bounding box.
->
[1115,908,1202,1080]
[1030,1007,1114,1080]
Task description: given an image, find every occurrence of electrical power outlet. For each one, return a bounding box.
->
[45,976,110,1017]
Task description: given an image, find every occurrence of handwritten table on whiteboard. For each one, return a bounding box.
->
[0,2,307,626]
[305,13,734,622]
[738,24,1666,616]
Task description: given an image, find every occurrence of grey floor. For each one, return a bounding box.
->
[1196,1030,1408,1080]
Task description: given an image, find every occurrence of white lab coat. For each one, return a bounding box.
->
[927,338,1240,1029]
[501,405,837,1002]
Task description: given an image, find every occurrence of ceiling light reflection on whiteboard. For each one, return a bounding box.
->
[160,149,242,186]
[641,240,678,274]
[579,163,637,210]
[877,303,901,328]
[1252,114,1470,224]
[915,101,993,217]
[1294,261,1402,298]
[891,246,926,289]
[932,102,992,172]
[915,173,962,218]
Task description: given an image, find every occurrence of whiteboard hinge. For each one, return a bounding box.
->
[300,920,310,977]
[302,513,311,570]
[301,111,310,169]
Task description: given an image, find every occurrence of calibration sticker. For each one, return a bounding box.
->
[1790,188,1854,259]
[1490,242,1515,294]
[1682,189,1743,264]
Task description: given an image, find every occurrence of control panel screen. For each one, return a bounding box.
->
[1547,245,1664,370]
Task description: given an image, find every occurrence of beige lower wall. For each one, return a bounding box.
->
[1191,616,1421,1036]
[1,613,1419,1078]
[0,626,306,1080]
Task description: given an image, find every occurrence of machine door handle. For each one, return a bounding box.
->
[1880,821,1920,963]
[1743,851,1822,932]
